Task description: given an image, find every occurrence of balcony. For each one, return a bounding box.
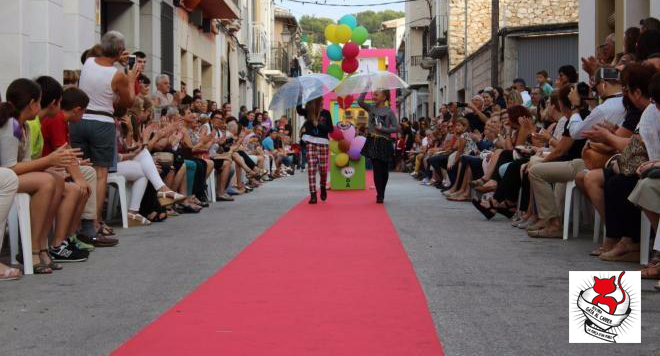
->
[196,0,240,20]
[427,15,448,59]
[264,46,290,84]
[410,55,425,66]
[247,22,268,68]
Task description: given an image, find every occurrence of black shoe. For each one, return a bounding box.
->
[320,186,327,201]
[309,193,317,204]
[49,240,89,262]
[376,196,384,204]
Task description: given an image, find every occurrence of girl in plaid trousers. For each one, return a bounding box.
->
[297,97,334,204]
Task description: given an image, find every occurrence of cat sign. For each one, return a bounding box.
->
[569,271,640,343]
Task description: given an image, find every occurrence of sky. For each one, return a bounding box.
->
[272,0,405,21]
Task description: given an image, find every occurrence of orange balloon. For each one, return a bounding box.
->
[338,140,351,153]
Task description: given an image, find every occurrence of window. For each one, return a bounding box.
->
[161,3,174,82]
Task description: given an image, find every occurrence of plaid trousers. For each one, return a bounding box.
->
[306,142,329,193]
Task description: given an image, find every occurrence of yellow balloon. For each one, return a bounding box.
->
[335,24,352,43]
[335,153,350,167]
[324,24,338,43]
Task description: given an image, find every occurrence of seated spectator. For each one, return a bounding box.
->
[0,168,21,280]
[0,78,79,273]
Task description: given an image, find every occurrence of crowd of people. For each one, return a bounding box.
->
[0,31,299,279]
[402,18,660,289]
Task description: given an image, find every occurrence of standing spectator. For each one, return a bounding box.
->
[535,70,554,96]
[69,30,137,241]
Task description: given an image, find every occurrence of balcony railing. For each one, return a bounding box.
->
[410,55,425,66]
[427,15,449,59]
[248,22,268,67]
[270,46,290,75]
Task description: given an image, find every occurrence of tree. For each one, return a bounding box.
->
[299,15,335,44]
[299,10,404,48]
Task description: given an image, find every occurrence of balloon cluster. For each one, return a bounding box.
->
[330,122,366,167]
[324,14,369,81]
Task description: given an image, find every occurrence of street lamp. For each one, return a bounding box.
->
[281,27,291,44]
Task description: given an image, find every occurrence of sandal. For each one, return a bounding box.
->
[640,261,660,279]
[157,190,186,206]
[447,195,470,202]
[127,212,152,226]
[0,264,22,281]
[29,251,52,274]
[472,198,496,220]
[41,250,62,270]
[99,222,116,237]
[166,208,179,217]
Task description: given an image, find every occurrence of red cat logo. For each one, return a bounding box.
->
[571,271,638,343]
[591,272,626,314]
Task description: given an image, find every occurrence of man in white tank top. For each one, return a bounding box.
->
[69,30,138,246]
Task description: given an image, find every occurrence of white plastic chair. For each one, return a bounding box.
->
[207,172,216,203]
[106,173,128,229]
[562,180,580,240]
[641,214,652,265]
[7,193,33,275]
[593,210,605,244]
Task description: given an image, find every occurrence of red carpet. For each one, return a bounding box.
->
[113,185,444,355]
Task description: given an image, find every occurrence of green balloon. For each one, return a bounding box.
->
[351,26,369,45]
[327,63,344,80]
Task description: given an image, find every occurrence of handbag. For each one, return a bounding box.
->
[582,141,615,170]
[615,134,648,175]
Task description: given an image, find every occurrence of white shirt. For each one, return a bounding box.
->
[521,91,532,107]
[569,95,625,139]
[422,137,429,147]
[553,116,568,141]
[79,58,118,124]
[639,103,660,160]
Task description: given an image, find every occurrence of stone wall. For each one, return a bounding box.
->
[448,0,578,69]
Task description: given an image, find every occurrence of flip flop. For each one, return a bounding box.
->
[0,266,22,281]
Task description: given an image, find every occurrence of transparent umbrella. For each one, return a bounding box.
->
[334,71,408,96]
[268,74,340,112]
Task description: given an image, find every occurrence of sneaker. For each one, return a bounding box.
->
[49,240,89,262]
[420,178,429,185]
[226,187,240,196]
[69,236,94,252]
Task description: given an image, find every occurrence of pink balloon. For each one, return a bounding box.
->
[340,124,356,142]
[342,41,360,59]
[329,127,344,141]
[350,135,366,152]
[348,146,362,160]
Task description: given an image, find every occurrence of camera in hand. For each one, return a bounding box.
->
[456,102,468,108]
[127,55,136,70]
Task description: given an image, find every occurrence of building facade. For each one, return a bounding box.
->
[0,0,305,120]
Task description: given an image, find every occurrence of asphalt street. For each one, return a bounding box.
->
[1,172,658,355]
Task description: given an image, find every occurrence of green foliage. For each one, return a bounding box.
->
[299,15,335,44]
[299,10,404,48]
[307,43,322,73]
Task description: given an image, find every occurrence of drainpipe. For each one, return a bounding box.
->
[491,0,499,87]
[464,0,468,98]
